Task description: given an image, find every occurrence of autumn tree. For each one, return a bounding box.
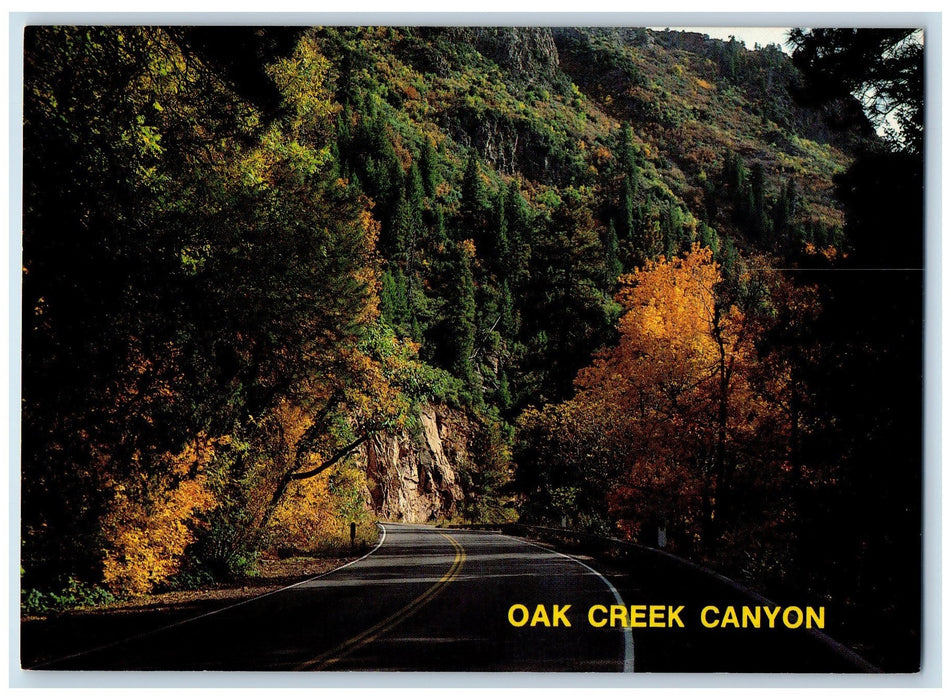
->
[518,245,790,550]
[22,26,286,589]
[22,27,395,594]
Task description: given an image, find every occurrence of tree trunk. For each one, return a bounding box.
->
[255,431,373,540]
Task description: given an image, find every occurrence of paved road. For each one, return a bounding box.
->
[22,523,872,673]
[23,523,632,672]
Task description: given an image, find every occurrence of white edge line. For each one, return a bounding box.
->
[499,532,636,673]
[29,523,389,669]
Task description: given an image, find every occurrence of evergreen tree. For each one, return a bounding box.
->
[490,189,511,279]
[445,240,478,394]
[499,279,517,342]
[749,161,769,240]
[619,177,635,241]
[616,123,638,180]
[502,180,532,285]
[461,153,487,222]
[724,151,748,204]
[419,136,438,199]
[380,267,410,331]
[603,219,623,286]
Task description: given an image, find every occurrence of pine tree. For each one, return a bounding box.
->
[617,123,638,180]
[499,279,517,342]
[603,219,623,286]
[446,240,478,392]
[461,153,487,220]
[419,136,438,199]
[619,177,635,241]
[490,189,511,279]
[380,267,410,331]
[502,180,532,285]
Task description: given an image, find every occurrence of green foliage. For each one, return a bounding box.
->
[161,566,221,592]
[23,26,381,595]
[444,240,478,393]
[457,414,516,523]
[22,577,116,615]
[789,28,923,155]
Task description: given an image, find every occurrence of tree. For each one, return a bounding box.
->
[460,154,487,217]
[440,239,478,393]
[786,28,924,669]
[419,136,439,198]
[501,180,532,286]
[23,26,281,587]
[255,326,418,538]
[515,188,616,407]
[519,245,788,549]
[602,219,623,287]
[788,28,923,155]
[489,189,511,280]
[21,27,392,594]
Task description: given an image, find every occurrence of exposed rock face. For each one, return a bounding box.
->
[410,27,560,85]
[468,27,561,86]
[440,106,572,181]
[360,403,471,522]
[409,27,570,180]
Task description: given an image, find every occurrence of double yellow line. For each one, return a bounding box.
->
[300,532,466,671]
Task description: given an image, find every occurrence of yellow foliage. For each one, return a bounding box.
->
[593,145,613,166]
[268,465,369,551]
[267,34,338,134]
[804,241,840,262]
[579,244,724,405]
[568,244,789,542]
[459,238,477,259]
[101,435,218,595]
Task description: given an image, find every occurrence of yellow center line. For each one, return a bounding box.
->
[299,532,466,671]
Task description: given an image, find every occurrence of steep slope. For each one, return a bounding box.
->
[311,26,861,419]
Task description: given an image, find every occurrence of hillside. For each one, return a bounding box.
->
[304,26,859,410]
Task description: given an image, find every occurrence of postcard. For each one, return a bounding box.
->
[15,19,932,682]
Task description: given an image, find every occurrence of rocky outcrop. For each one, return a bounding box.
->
[359,403,473,522]
[440,106,573,181]
[468,27,561,87]
[404,27,560,88]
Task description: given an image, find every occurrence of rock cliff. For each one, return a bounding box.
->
[359,403,473,522]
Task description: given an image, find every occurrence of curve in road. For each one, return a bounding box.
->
[24,523,634,672]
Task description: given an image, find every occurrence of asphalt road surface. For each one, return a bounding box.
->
[21,523,869,672]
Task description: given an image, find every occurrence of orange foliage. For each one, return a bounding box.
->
[391,132,413,170]
[804,241,840,262]
[101,435,219,595]
[592,145,613,167]
[570,245,788,544]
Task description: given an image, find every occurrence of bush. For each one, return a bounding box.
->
[22,577,115,616]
